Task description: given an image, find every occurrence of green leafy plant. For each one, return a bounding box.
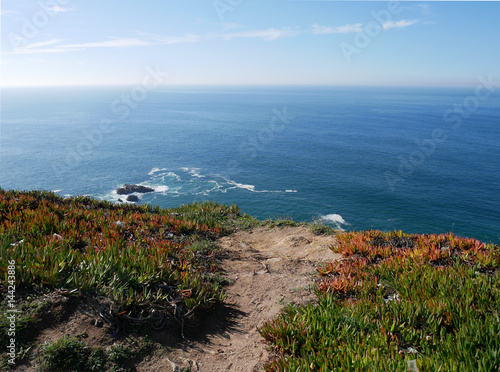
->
[36,336,90,371]
[0,189,230,355]
[260,230,500,371]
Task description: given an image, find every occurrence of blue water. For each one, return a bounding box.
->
[1,86,499,243]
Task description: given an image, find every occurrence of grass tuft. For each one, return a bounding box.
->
[36,336,90,371]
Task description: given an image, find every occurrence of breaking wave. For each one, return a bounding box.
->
[101,167,299,203]
[321,213,349,230]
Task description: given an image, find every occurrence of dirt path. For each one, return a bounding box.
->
[13,226,339,371]
[143,226,340,371]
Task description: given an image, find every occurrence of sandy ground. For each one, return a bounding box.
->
[140,226,340,371]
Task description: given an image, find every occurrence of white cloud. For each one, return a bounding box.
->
[312,23,363,35]
[313,19,418,36]
[9,38,150,54]
[383,20,418,30]
[16,48,76,55]
[64,37,152,48]
[312,24,334,35]
[6,26,299,56]
[49,6,71,13]
[11,47,81,55]
[24,39,64,50]
[8,39,76,54]
[8,33,202,54]
[223,27,299,41]
[334,23,364,34]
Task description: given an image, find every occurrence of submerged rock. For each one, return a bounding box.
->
[116,184,154,195]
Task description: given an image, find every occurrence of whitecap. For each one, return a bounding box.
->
[224,179,297,194]
[150,168,295,197]
[148,167,167,176]
[321,214,349,231]
[190,169,204,178]
[52,189,62,193]
[226,180,257,192]
[181,167,205,178]
[103,189,134,204]
[322,214,347,224]
[164,171,181,180]
[154,185,169,193]
[150,171,181,181]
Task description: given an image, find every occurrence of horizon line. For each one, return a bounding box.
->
[0,83,481,89]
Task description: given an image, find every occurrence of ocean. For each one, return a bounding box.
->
[1,85,499,243]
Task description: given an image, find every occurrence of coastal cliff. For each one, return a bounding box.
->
[1,189,499,371]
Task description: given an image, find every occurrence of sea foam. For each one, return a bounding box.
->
[225,179,294,193]
[227,180,257,192]
[148,167,167,176]
[321,214,349,230]
[154,185,169,193]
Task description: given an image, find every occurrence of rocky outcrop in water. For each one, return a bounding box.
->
[126,195,139,202]
[116,184,154,195]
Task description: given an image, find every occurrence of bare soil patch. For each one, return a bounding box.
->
[12,294,120,371]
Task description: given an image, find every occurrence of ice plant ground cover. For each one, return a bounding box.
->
[260,230,500,371]
[0,189,246,368]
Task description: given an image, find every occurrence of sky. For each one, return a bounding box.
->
[1,1,499,87]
